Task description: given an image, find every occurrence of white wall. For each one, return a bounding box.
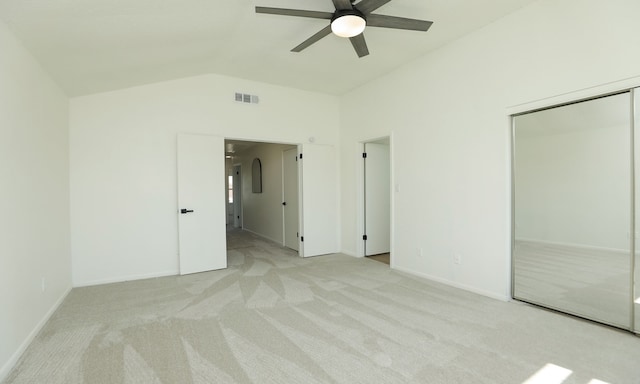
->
[0,21,71,380]
[339,0,640,300]
[70,75,339,286]
[240,143,295,244]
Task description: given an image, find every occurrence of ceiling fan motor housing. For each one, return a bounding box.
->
[331,8,367,38]
[331,8,366,23]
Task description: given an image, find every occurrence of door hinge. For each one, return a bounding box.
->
[299,153,303,159]
[296,232,299,238]
[362,152,367,158]
[301,236,304,242]
[363,235,368,241]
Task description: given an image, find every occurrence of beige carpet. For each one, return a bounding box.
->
[4,229,640,383]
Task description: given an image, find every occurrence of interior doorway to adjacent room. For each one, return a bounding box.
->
[224,139,300,253]
[362,137,391,265]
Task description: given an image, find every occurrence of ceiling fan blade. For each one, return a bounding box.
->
[292,25,333,52]
[256,7,333,20]
[354,0,391,14]
[366,14,433,31]
[349,34,369,58]
[332,0,353,11]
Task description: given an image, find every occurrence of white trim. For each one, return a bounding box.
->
[0,286,72,382]
[393,265,510,302]
[389,131,395,269]
[296,144,304,257]
[73,270,178,288]
[507,75,640,116]
[356,141,366,257]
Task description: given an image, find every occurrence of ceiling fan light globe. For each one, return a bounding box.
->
[331,15,366,38]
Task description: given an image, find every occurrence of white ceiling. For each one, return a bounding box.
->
[0,0,537,97]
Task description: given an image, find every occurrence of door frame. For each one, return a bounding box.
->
[357,133,395,266]
[224,137,304,253]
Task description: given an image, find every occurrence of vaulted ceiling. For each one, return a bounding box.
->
[0,0,537,96]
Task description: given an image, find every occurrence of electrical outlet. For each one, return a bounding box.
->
[453,253,461,265]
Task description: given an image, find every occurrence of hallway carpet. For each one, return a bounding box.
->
[366,253,390,265]
[4,229,640,383]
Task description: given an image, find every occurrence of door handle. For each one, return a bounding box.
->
[180,208,194,214]
[282,202,287,206]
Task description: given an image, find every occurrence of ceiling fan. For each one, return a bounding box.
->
[255,0,433,58]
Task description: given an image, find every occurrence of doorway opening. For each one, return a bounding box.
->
[178,134,339,276]
[361,136,392,266]
[224,139,300,255]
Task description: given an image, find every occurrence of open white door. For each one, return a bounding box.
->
[283,148,299,251]
[177,133,227,275]
[301,144,339,257]
[364,143,391,256]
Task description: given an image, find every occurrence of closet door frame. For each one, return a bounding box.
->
[632,87,639,334]
[510,89,637,333]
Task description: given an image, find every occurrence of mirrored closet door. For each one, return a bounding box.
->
[635,88,640,333]
[512,91,636,331]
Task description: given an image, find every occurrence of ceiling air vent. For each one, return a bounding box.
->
[235,92,259,104]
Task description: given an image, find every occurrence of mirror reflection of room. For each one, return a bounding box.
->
[512,92,633,329]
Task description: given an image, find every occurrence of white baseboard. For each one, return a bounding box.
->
[393,266,510,302]
[73,269,178,288]
[0,286,72,382]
